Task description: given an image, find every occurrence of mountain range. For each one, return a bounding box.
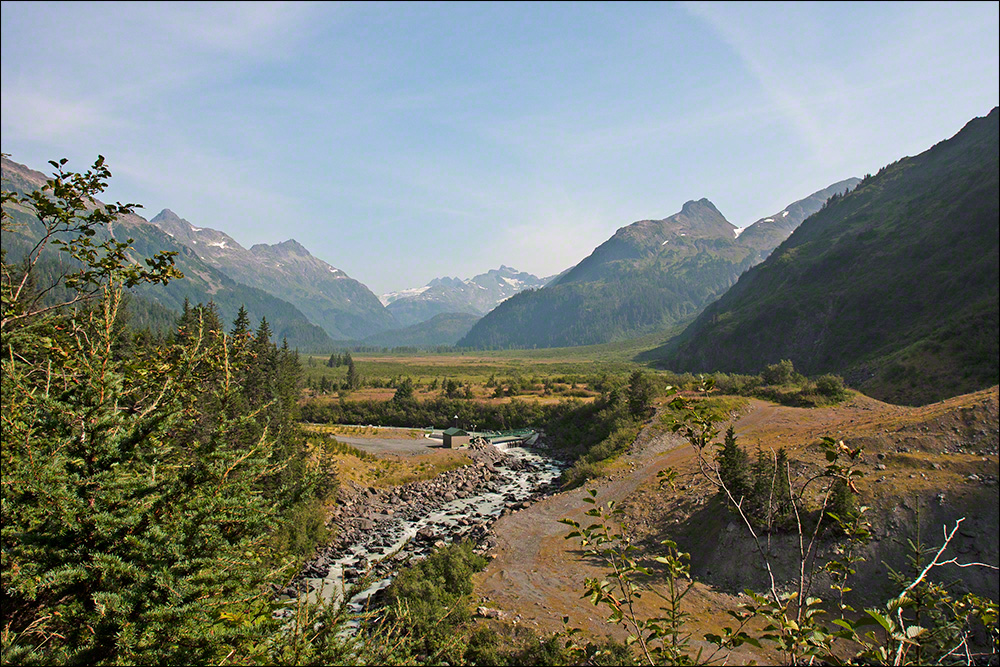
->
[1,156,552,350]
[148,210,395,340]
[381,265,553,327]
[647,107,999,405]
[458,178,860,349]
[1,157,334,350]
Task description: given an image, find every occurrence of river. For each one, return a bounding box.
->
[274,443,564,619]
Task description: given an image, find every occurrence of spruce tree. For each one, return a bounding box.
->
[716,425,750,503]
[1,157,325,664]
[626,370,655,418]
[231,305,251,337]
[393,376,415,403]
[346,358,360,390]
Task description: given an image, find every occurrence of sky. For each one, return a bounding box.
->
[2,1,998,296]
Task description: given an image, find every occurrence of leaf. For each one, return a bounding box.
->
[865,609,893,633]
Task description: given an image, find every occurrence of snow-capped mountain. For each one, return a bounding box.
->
[381,266,553,327]
[149,209,396,340]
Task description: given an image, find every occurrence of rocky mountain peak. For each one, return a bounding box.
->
[382,266,548,327]
[149,209,208,242]
[251,239,310,256]
[153,208,182,222]
[681,198,720,215]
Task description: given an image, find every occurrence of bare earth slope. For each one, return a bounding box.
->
[473,387,999,659]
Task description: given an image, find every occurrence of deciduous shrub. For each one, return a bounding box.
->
[815,373,846,397]
[762,359,796,385]
[382,540,487,655]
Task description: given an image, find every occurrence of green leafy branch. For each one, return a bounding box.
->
[1,156,181,331]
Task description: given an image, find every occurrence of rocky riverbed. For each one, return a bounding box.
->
[274,441,564,618]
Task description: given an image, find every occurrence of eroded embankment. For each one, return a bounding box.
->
[472,388,999,662]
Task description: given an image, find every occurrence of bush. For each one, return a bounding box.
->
[511,633,574,666]
[586,420,641,462]
[815,373,846,397]
[561,459,607,488]
[463,625,504,666]
[714,372,761,395]
[762,359,796,385]
[267,498,332,564]
[383,540,487,654]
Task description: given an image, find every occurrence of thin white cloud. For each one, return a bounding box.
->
[112,143,298,234]
[0,91,115,142]
[157,1,320,55]
[682,2,851,164]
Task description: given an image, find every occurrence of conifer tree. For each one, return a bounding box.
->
[393,376,415,403]
[1,157,322,664]
[716,425,750,503]
[231,305,251,337]
[346,358,360,390]
[255,315,273,347]
[627,370,655,418]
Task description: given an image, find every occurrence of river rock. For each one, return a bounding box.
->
[476,606,507,619]
[282,444,565,615]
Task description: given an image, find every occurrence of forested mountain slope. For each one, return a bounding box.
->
[1,157,333,349]
[648,108,999,405]
[358,312,481,348]
[458,179,858,350]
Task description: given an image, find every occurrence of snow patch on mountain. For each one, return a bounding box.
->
[383,266,550,326]
[381,285,432,306]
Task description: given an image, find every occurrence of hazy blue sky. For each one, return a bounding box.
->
[2,1,998,295]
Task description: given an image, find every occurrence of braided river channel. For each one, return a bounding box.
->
[275,443,564,619]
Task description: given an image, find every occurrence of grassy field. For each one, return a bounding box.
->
[301,330,678,388]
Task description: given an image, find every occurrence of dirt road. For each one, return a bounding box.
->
[334,435,443,457]
[473,425,704,639]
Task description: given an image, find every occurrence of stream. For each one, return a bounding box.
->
[274,443,564,619]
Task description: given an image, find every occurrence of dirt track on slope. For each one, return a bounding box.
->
[473,388,999,661]
[475,432,685,629]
